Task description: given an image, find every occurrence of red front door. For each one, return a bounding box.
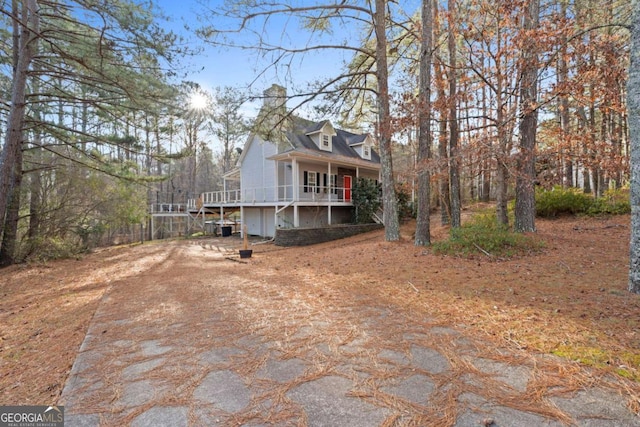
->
[344,175,352,202]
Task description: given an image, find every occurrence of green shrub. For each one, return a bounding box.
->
[535,186,592,217]
[536,186,630,217]
[587,188,630,215]
[396,182,415,220]
[351,177,382,224]
[432,211,543,258]
[22,236,84,263]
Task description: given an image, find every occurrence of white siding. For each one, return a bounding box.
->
[240,136,278,202]
[298,162,337,201]
[263,208,276,237]
[277,161,294,201]
[244,207,276,237]
[244,208,262,236]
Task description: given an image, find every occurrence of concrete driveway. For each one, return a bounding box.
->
[60,239,640,426]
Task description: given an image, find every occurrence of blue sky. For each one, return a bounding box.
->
[154,0,353,115]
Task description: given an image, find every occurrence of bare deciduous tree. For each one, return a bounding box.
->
[628,0,639,293]
[414,0,433,245]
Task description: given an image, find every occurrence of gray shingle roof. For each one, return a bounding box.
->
[283,117,380,164]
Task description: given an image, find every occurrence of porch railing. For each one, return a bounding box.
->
[149,203,188,213]
[190,185,352,207]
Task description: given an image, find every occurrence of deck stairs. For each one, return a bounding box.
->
[372,208,384,224]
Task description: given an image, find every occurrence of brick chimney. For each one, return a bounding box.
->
[263,84,287,113]
[258,84,289,147]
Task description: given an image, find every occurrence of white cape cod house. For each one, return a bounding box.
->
[192,84,382,238]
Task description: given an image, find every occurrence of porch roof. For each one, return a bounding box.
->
[223,167,241,179]
[267,149,381,171]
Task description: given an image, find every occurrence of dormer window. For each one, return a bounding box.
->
[322,134,330,148]
[319,133,332,152]
[349,134,374,160]
[305,121,335,152]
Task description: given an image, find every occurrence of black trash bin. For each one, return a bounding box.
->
[221,226,232,237]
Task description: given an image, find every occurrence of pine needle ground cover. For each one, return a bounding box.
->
[0,212,638,417]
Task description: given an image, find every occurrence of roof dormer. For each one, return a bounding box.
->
[306,121,336,152]
[349,134,373,160]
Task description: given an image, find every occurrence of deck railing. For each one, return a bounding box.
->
[149,203,188,213]
[201,189,242,204]
[187,185,352,208]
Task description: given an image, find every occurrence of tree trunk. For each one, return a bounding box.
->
[514,0,540,233]
[495,25,509,226]
[558,0,573,188]
[435,59,450,225]
[0,143,23,266]
[496,112,509,225]
[433,1,450,225]
[28,56,44,248]
[447,0,461,229]
[481,82,491,202]
[375,0,400,241]
[415,0,433,245]
[628,0,640,293]
[0,0,38,247]
[28,148,41,241]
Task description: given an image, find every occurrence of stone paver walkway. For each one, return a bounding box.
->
[60,241,640,426]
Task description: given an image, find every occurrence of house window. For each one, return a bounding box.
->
[363,145,370,157]
[303,171,320,193]
[330,174,338,194]
[322,134,330,147]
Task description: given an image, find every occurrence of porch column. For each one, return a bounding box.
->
[328,161,332,225]
[293,157,299,227]
[292,158,299,201]
[240,206,244,237]
[274,210,278,233]
[274,160,279,202]
[223,176,227,202]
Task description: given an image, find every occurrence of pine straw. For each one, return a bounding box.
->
[2,214,640,425]
[0,243,178,404]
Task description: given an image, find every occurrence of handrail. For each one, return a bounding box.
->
[185,184,353,207]
[149,203,188,213]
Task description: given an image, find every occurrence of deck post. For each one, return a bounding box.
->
[328,161,332,225]
[292,158,299,201]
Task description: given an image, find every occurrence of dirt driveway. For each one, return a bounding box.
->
[2,215,640,425]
